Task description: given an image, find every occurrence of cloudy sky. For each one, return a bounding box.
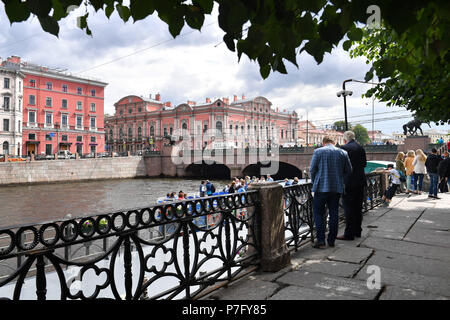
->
[1,3,448,135]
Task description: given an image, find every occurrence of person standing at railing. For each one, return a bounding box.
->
[404,150,416,194]
[199,181,207,197]
[425,148,442,199]
[395,152,407,193]
[309,136,352,249]
[412,149,427,194]
[381,164,402,205]
[338,131,367,241]
[437,153,450,192]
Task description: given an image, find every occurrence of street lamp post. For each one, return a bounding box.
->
[337,79,379,132]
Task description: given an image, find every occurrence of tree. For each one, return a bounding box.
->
[332,120,348,132]
[352,124,370,145]
[347,24,450,124]
[2,1,448,120]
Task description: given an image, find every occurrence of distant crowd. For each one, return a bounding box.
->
[161,175,302,202]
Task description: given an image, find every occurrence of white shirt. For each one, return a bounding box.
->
[389,168,401,185]
[412,157,427,174]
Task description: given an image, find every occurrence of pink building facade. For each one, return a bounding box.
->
[1,56,108,156]
[297,120,344,146]
[105,94,299,153]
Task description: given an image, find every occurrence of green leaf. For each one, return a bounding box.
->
[260,64,271,79]
[38,15,59,36]
[4,0,31,23]
[116,4,131,22]
[343,40,352,51]
[26,0,52,16]
[193,0,214,14]
[347,26,363,41]
[51,0,65,20]
[130,0,155,21]
[79,13,92,36]
[105,4,114,18]
[89,0,104,11]
[185,5,205,30]
[223,33,236,52]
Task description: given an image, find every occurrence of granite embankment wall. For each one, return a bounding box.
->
[0,157,147,185]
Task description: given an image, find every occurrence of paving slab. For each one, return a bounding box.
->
[327,247,374,264]
[206,277,280,300]
[366,229,405,240]
[269,285,362,300]
[290,244,338,261]
[414,217,450,231]
[277,270,381,300]
[355,266,450,298]
[360,237,450,262]
[365,219,413,234]
[403,227,450,248]
[379,286,449,300]
[296,260,362,278]
[365,250,450,279]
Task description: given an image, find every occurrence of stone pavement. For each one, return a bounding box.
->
[203,192,450,300]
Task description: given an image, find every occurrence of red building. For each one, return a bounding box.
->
[105,94,299,153]
[1,56,108,156]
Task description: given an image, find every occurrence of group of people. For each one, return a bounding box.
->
[198,175,301,197]
[383,148,450,204]
[309,130,450,249]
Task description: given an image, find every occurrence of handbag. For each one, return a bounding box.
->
[398,170,407,183]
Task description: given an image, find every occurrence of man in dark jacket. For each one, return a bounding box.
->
[437,154,450,193]
[338,131,367,240]
[425,148,442,199]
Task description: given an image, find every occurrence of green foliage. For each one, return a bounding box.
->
[347,3,450,124]
[332,120,348,132]
[1,0,448,120]
[351,124,370,145]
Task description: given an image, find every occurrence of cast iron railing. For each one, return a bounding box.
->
[283,183,314,251]
[0,173,384,300]
[282,173,384,251]
[0,192,259,300]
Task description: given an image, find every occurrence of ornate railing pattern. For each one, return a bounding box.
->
[362,173,384,212]
[282,183,314,251]
[0,192,260,300]
[282,173,384,251]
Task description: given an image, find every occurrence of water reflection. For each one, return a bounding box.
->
[0,178,228,228]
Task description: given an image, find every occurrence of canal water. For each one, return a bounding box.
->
[0,178,229,228]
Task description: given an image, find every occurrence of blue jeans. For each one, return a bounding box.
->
[428,173,439,196]
[313,192,341,245]
[412,173,424,191]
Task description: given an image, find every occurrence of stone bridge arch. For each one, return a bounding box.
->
[184,161,232,179]
[242,161,303,180]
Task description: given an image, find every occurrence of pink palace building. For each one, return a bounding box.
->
[105,93,299,153]
[1,56,108,156]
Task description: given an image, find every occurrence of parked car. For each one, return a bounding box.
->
[57,150,74,159]
[97,152,109,157]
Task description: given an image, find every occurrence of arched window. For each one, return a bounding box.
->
[119,128,123,140]
[216,121,222,133]
[3,141,9,154]
[137,127,142,140]
[150,125,155,136]
[128,127,133,138]
[182,122,188,130]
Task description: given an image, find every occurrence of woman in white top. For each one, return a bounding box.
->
[412,149,427,194]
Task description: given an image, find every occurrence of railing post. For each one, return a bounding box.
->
[35,255,47,300]
[248,182,290,272]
